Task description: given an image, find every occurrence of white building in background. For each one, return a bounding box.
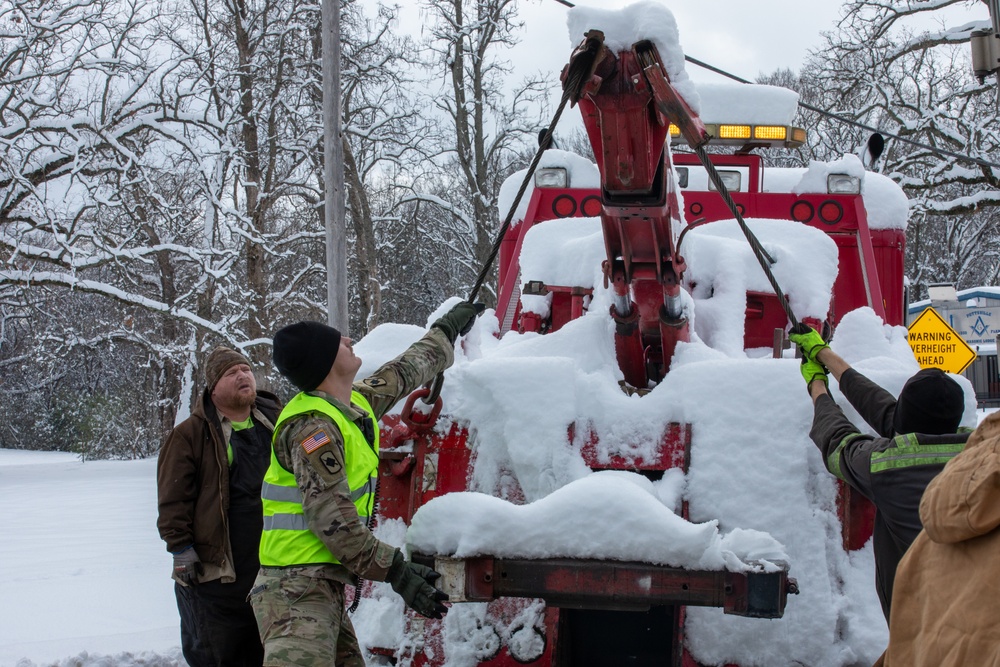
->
[908,284,1000,406]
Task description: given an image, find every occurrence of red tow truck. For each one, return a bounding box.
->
[366,23,904,667]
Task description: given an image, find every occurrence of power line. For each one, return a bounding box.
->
[548,0,1000,172]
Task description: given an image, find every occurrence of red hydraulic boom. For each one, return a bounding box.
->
[566,33,708,387]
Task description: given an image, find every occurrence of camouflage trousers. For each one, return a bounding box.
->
[249,568,365,667]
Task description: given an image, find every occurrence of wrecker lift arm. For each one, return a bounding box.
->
[565,34,710,386]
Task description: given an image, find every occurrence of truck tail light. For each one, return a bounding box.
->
[535,168,568,188]
[552,194,577,218]
[718,124,751,140]
[818,200,844,224]
[827,174,861,194]
[581,195,603,217]
[708,170,742,192]
[754,126,787,141]
[791,200,814,222]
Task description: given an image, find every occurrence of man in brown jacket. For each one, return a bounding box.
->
[157,346,281,667]
[876,411,1000,666]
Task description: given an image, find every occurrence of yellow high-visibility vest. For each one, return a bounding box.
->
[259,391,378,566]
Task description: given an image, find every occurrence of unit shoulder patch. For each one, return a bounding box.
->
[300,428,332,454]
[362,377,387,388]
[318,450,343,475]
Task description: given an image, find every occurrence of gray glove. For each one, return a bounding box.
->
[172,547,202,586]
[432,301,485,343]
[385,551,449,619]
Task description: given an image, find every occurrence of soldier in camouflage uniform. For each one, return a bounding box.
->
[251,301,482,666]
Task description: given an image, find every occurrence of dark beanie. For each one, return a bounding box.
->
[272,321,341,392]
[893,368,965,435]
[205,346,251,391]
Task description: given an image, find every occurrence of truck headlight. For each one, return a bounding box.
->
[827,174,861,194]
[708,170,741,193]
[535,168,568,188]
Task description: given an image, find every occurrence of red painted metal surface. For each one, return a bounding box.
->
[431,556,791,618]
[574,421,691,472]
[575,46,693,386]
[672,152,905,329]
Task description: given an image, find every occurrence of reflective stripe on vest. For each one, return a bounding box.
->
[869,432,966,474]
[827,433,867,481]
[259,390,379,567]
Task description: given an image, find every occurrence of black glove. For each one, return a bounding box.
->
[172,547,202,586]
[431,301,485,343]
[385,551,449,619]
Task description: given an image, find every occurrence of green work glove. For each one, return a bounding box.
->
[788,325,830,364]
[386,551,449,619]
[172,546,202,586]
[800,356,829,390]
[432,301,486,344]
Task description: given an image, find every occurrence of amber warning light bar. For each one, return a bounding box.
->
[670,123,807,149]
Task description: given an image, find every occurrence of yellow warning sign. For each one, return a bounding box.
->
[907,307,977,374]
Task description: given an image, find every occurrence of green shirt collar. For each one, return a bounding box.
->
[230,415,254,431]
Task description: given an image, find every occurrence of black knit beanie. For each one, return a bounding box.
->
[272,321,341,392]
[893,368,965,435]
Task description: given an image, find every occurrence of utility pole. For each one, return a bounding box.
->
[322,0,349,334]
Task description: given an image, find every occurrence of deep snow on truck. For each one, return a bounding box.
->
[348,4,938,666]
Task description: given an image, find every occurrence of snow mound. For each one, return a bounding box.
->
[407,470,787,572]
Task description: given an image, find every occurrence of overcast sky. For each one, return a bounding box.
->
[403,0,989,80]
[509,0,988,83]
[513,0,844,84]
[395,0,988,134]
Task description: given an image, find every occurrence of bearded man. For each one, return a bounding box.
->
[157,346,281,667]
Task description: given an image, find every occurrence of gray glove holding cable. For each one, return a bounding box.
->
[172,546,202,586]
[432,301,485,344]
[385,551,449,619]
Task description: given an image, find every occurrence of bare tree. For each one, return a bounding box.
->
[416,0,550,304]
[799,0,1000,297]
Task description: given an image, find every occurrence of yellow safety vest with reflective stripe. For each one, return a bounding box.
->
[259,391,379,567]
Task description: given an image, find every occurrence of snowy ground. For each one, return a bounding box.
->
[0,450,183,667]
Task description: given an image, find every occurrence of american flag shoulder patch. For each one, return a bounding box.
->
[300,429,332,454]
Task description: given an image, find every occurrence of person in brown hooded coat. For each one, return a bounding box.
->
[875,410,1000,667]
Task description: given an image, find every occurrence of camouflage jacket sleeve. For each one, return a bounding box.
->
[274,413,398,581]
[354,327,455,420]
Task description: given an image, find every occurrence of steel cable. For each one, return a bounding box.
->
[468,91,574,302]
[422,49,592,404]
[693,145,800,327]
